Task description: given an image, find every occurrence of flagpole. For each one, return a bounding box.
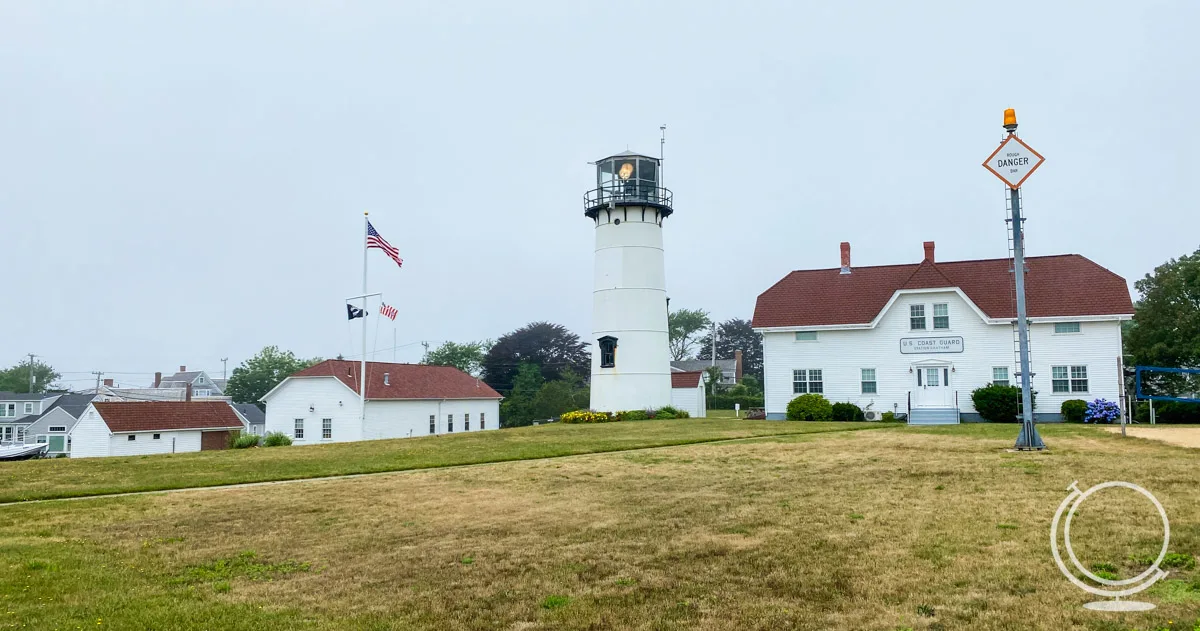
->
[361,211,369,426]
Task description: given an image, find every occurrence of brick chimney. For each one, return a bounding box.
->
[103,378,114,387]
[179,365,187,373]
[153,371,162,388]
[734,350,743,382]
[839,242,851,274]
[923,241,935,262]
[185,383,192,402]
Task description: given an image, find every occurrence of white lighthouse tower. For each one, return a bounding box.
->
[585,151,673,412]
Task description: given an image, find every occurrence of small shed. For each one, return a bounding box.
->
[670,371,706,419]
[70,401,244,458]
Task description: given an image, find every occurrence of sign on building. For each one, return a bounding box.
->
[900,336,964,354]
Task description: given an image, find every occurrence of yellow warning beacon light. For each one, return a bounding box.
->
[1003,108,1018,132]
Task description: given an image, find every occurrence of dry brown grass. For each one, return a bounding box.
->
[1104,425,1200,448]
[2,425,1198,630]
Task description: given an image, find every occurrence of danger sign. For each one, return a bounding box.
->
[982,135,1045,188]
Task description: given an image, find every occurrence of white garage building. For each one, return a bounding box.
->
[70,401,245,457]
[752,241,1134,423]
[262,360,503,443]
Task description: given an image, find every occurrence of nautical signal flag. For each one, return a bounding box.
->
[379,303,398,321]
[347,304,367,320]
[366,221,404,268]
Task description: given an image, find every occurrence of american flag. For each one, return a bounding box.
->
[379,303,398,321]
[366,221,404,268]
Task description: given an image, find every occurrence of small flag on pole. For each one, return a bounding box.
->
[347,304,367,320]
[366,221,404,268]
[379,303,398,321]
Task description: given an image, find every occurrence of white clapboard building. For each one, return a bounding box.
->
[262,360,503,443]
[70,401,245,458]
[752,241,1134,423]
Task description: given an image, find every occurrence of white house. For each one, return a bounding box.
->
[70,401,245,458]
[261,360,503,444]
[670,371,706,418]
[24,394,96,456]
[752,241,1134,423]
[230,403,265,436]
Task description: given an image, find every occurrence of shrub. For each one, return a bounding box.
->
[1084,398,1121,424]
[232,433,260,449]
[559,410,615,424]
[786,394,833,422]
[262,432,293,447]
[831,402,865,422]
[656,406,689,419]
[1060,399,1088,423]
[881,411,897,423]
[970,384,1036,423]
[616,409,649,421]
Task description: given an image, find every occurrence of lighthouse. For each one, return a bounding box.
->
[584,151,673,412]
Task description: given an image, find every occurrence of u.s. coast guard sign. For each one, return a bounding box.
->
[900,336,964,354]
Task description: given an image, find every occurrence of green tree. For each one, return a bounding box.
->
[422,340,492,376]
[532,380,577,421]
[668,308,711,361]
[225,346,321,409]
[0,359,60,393]
[1125,248,1200,396]
[697,318,764,381]
[704,365,724,396]
[499,363,544,427]
[481,322,588,395]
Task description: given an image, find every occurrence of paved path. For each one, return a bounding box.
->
[1105,425,1200,448]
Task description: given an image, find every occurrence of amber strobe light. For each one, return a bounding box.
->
[1003,108,1018,131]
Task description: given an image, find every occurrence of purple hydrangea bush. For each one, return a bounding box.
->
[1084,398,1122,424]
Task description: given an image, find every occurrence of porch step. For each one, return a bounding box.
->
[908,407,960,425]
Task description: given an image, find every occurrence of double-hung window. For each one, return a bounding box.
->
[0,404,13,418]
[23,402,34,415]
[294,418,305,439]
[793,369,823,394]
[910,305,926,330]
[992,367,1010,386]
[480,413,485,429]
[322,418,332,439]
[448,414,454,433]
[1052,365,1089,393]
[429,414,436,434]
[861,369,877,394]
[932,303,949,329]
[464,413,470,431]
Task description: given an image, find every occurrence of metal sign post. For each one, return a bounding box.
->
[983,109,1046,450]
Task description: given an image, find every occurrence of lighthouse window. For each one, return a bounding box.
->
[598,336,618,368]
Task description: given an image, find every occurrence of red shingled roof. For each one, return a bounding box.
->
[290,360,503,400]
[92,401,244,433]
[671,371,704,388]
[753,254,1133,328]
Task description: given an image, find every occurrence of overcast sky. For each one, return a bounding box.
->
[2,1,1197,388]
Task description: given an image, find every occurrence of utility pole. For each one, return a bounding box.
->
[26,353,37,393]
[220,357,228,381]
[422,341,430,362]
[710,323,717,367]
[92,371,103,395]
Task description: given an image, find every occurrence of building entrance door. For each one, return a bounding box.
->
[913,363,953,408]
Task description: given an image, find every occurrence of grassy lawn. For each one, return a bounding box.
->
[0,419,879,503]
[2,423,1198,630]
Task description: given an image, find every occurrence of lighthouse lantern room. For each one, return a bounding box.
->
[584,151,674,413]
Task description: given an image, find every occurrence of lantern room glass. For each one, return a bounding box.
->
[595,155,662,204]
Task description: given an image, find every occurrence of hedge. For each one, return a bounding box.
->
[970,384,1036,423]
[831,402,865,422]
[1135,400,1200,423]
[1060,399,1088,423]
[560,410,616,424]
[706,394,765,410]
